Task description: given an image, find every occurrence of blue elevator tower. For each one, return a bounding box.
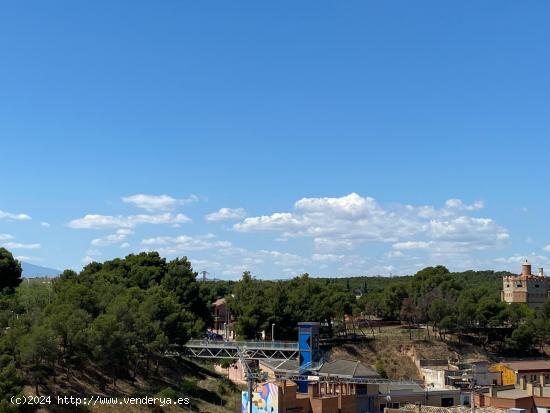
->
[297,322,321,393]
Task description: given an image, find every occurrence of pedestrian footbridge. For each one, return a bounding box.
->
[182,339,300,361]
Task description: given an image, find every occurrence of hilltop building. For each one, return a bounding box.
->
[501,260,550,308]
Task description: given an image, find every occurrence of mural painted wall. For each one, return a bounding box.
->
[241,382,279,413]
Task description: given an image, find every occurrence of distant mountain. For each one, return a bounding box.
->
[21,262,61,277]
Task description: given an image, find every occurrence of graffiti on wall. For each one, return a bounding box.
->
[241,382,279,413]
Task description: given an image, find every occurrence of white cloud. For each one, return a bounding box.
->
[81,256,94,264]
[41,222,51,228]
[91,229,134,246]
[386,250,404,258]
[69,213,191,229]
[234,193,508,253]
[0,234,14,241]
[15,255,42,262]
[120,242,130,249]
[205,207,246,222]
[0,210,31,221]
[393,241,431,250]
[444,199,484,211]
[122,194,198,211]
[494,253,548,266]
[141,234,232,253]
[543,245,550,252]
[3,242,41,250]
[311,253,345,263]
[235,212,302,232]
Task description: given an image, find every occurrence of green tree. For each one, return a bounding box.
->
[400,298,417,339]
[88,314,129,385]
[228,272,267,339]
[0,248,22,292]
[19,325,58,393]
[0,358,23,413]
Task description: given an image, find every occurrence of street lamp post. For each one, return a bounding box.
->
[271,323,275,342]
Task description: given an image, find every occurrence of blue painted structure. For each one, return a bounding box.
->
[297,322,321,392]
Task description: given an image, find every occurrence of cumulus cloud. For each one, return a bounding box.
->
[393,241,431,250]
[15,255,33,262]
[122,194,198,211]
[494,253,548,266]
[41,222,51,228]
[311,253,345,263]
[2,242,41,249]
[214,248,309,277]
[233,193,506,253]
[81,256,94,264]
[141,234,232,253]
[444,199,484,211]
[69,213,191,229]
[91,229,133,246]
[543,245,550,252]
[0,210,31,221]
[205,207,246,222]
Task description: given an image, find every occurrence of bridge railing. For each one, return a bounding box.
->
[185,339,299,350]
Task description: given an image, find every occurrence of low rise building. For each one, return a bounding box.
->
[447,361,502,388]
[211,297,233,336]
[417,359,501,389]
[490,361,550,386]
[247,359,462,413]
[474,374,550,412]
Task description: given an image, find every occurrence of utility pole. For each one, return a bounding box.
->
[470,364,477,413]
[272,323,276,342]
[248,372,253,413]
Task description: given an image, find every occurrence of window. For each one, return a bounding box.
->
[530,375,537,382]
[441,398,454,407]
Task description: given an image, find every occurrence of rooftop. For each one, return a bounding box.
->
[318,359,379,378]
[212,298,226,306]
[502,360,550,371]
[491,384,550,399]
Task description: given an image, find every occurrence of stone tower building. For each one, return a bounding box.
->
[501,260,550,308]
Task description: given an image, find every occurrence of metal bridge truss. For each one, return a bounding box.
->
[178,340,300,361]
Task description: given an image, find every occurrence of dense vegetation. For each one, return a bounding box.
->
[357,265,550,354]
[227,272,356,340]
[0,247,549,411]
[226,266,550,356]
[0,251,211,411]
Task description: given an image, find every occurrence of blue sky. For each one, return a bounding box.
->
[1,1,550,278]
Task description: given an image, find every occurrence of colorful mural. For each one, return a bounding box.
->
[241,382,279,413]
